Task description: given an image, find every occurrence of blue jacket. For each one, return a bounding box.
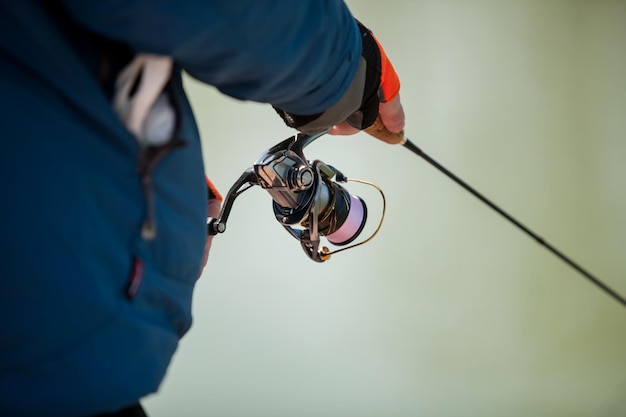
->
[0,1,360,415]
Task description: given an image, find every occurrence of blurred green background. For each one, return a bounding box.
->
[144,1,626,416]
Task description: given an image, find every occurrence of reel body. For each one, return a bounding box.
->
[208,130,383,262]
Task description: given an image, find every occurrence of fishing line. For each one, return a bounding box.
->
[402,138,626,309]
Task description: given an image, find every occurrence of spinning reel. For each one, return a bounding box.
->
[207,130,385,262]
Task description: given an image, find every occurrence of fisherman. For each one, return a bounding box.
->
[0,1,405,416]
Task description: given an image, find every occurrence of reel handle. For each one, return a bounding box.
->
[364,114,405,145]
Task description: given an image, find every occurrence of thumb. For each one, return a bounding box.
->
[328,120,360,136]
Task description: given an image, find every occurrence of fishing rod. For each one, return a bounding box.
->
[364,117,626,309]
[207,117,625,309]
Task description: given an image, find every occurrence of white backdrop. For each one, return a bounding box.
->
[145,1,626,416]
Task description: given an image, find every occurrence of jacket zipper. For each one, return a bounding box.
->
[136,72,186,241]
[137,139,185,240]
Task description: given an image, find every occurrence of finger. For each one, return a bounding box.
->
[208,197,221,218]
[206,198,222,253]
[379,95,405,133]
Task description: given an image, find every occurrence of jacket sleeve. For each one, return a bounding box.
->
[58,0,362,115]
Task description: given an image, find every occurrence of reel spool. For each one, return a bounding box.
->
[207,130,385,262]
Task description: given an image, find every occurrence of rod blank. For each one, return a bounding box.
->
[403,138,626,309]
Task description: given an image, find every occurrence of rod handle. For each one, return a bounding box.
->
[364,115,406,145]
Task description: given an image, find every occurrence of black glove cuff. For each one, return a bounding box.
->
[354,20,382,130]
[273,107,324,130]
[274,19,383,132]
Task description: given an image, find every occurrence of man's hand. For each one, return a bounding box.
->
[274,20,405,142]
[200,197,221,273]
[199,177,222,278]
[329,95,405,137]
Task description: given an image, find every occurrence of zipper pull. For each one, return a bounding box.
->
[141,218,157,240]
